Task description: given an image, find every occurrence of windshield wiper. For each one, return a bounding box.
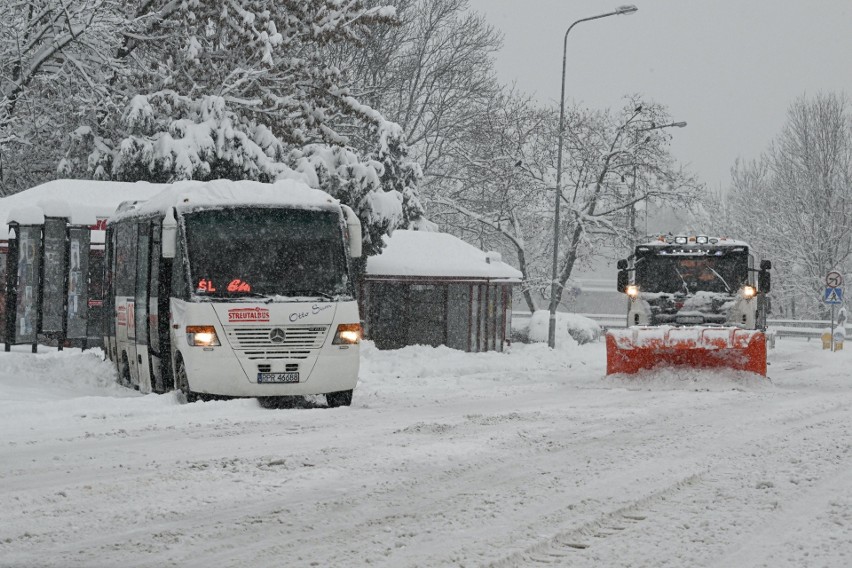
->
[674,266,690,294]
[281,289,337,300]
[234,291,272,299]
[197,291,274,302]
[705,266,731,293]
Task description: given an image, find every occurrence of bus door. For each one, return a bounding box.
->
[133,222,153,392]
[104,228,116,363]
[146,221,168,393]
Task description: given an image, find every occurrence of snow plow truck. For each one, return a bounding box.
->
[606,235,772,376]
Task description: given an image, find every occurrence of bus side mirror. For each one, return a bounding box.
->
[760,260,772,270]
[617,259,628,270]
[162,207,177,259]
[617,269,629,293]
[341,204,362,258]
[758,269,770,293]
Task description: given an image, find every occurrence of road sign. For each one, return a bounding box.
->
[826,271,843,287]
[824,286,844,305]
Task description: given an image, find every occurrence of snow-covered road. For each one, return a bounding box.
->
[1,338,851,567]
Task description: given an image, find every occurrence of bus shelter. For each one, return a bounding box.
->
[0,180,164,349]
[361,230,522,352]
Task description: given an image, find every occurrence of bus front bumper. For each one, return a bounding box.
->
[180,345,359,397]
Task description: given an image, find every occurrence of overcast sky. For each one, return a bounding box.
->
[466,0,852,193]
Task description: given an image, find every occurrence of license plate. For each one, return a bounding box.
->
[257,372,299,383]
[676,315,704,324]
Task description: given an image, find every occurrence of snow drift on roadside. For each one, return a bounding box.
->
[526,310,602,345]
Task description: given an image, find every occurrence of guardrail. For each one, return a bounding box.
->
[512,312,849,339]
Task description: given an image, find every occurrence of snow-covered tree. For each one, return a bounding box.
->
[542,97,701,314]
[707,92,852,318]
[337,0,501,193]
[59,0,427,255]
[435,94,703,313]
[0,0,126,194]
[431,91,552,312]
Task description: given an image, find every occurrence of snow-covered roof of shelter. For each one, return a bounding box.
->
[0,179,166,241]
[111,178,339,221]
[366,230,523,281]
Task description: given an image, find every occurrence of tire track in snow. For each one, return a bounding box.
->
[4,359,852,568]
[486,473,706,567]
[705,462,852,568]
[484,403,852,567]
[153,392,848,567]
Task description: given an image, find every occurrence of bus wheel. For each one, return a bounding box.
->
[326,390,353,408]
[174,356,199,404]
[119,354,132,389]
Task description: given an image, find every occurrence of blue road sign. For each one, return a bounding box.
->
[824,286,844,305]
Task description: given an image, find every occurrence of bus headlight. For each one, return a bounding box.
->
[741,285,756,299]
[333,323,362,345]
[186,325,221,347]
[626,285,639,298]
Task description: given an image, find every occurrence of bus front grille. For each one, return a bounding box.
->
[243,350,312,360]
[225,325,328,357]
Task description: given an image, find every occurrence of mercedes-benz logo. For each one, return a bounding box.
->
[269,328,286,343]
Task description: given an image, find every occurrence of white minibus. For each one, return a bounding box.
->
[104,179,362,406]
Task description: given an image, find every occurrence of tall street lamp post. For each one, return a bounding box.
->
[628,120,687,247]
[549,5,639,349]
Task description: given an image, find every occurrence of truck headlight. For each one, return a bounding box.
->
[333,323,362,345]
[186,325,221,347]
[741,285,756,299]
[626,285,639,298]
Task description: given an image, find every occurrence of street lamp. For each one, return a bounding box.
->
[548,4,639,349]
[628,120,687,247]
[640,121,687,131]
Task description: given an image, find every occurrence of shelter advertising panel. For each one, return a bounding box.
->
[14,226,41,344]
[66,228,91,339]
[0,251,6,343]
[41,218,68,333]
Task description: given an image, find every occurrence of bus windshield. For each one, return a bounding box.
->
[183,207,351,299]
[634,249,749,295]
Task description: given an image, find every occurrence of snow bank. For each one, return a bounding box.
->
[0,347,129,404]
[525,310,602,346]
[0,348,137,439]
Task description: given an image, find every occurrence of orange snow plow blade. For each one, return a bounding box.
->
[606,326,767,376]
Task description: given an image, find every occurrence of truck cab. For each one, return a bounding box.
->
[617,235,771,330]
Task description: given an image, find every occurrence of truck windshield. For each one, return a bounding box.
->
[634,249,749,294]
[183,207,351,299]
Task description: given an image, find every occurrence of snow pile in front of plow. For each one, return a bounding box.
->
[603,366,773,391]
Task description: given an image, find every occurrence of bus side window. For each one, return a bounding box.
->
[149,221,161,353]
[115,223,136,299]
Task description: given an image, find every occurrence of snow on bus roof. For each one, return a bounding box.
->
[366,230,523,281]
[1,179,166,241]
[110,178,339,221]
